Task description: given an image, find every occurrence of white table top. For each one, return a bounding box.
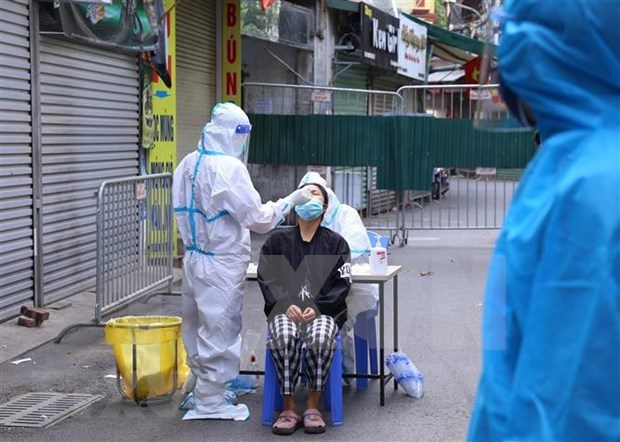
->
[245,264,402,283]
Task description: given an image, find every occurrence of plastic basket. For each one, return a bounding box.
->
[104,316,188,404]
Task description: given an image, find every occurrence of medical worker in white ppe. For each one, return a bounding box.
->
[297,172,378,376]
[173,102,311,421]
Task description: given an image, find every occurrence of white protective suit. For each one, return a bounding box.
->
[173,103,309,420]
[298,172,379,373]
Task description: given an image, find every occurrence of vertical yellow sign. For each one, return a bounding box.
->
[143,0,177,255]
[222,0,241,105]
[148,0,177,173]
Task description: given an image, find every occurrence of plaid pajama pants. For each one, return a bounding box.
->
[267,314,338,396]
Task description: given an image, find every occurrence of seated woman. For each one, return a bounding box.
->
[297,172,379,379]
[258,183,351,435]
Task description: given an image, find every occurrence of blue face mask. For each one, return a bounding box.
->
[294,199,324,221]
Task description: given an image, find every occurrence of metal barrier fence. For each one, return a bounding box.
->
[361,190,425,245]
[55,174,175,342]
[96,173,174,320]
[406,173,518,230]
[363,171,519,245]
[243,82,402,218]
[244,82,506,120]
[243,82,402,116]
[243,82,521,242]
[397,84,509,121]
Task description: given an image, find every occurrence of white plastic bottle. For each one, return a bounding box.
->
[369,237,388,275]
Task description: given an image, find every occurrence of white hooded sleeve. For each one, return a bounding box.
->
[211,158,288,234]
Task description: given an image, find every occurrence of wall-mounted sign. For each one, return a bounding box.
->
[221,0,241,105]
[253,98,273,114]
[398,14,427,81]
[476,167,497,176]
[310,90,332,103]
[360,3,399,72]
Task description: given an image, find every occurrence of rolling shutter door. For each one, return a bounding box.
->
[370,74,405,115]
[176,0,216,161]
[39,36,139,304]
[333,55,368,116]
[0,0,34,321]
[368,166,396,215]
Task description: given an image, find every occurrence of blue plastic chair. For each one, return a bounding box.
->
[354,305,378,390]
[262,333,343,427]
[351,231,387,390]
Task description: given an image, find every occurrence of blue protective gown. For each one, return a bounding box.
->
[468,1,620,441]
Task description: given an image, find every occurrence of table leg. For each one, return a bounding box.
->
[394,274,399,391]
[379,281,385,406]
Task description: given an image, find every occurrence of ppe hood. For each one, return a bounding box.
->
[197,102,252,161]
[498,0,620,139]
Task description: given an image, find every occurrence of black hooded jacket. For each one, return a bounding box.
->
[258,226,351,328]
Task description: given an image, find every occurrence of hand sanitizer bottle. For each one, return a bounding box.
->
[369,237,388,275]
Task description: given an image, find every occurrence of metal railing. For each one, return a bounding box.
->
[397,83,509,121]
[362,190,427,245]
[243,82,522,244]
[95,173,174,320]
[243,82,402,116]
[243,82,402,220]
[362,171,519,244]
[55,174,175,342]
[409,172,518,229]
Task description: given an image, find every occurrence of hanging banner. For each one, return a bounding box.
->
[221,0,242,105]
[398,13,427,81]
[58,0,164,52]
[464,56,482,84]
[360,3,399,73]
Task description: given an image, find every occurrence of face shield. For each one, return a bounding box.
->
[235,123,252,164]
[473,2,534,132]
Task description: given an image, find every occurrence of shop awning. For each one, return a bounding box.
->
[401,12,496,57]
[325,0,359,13]
[432,41,476,64]
[427,69,465,83]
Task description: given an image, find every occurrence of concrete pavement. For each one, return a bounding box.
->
[0,229,498,441]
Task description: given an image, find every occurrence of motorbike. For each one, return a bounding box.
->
[431,167,450,200]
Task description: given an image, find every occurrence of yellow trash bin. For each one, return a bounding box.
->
[104,316,189,404]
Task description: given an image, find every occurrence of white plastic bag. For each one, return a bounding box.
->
[228,330,261,395]
[385,352,424,399]
[240,330,261,371]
